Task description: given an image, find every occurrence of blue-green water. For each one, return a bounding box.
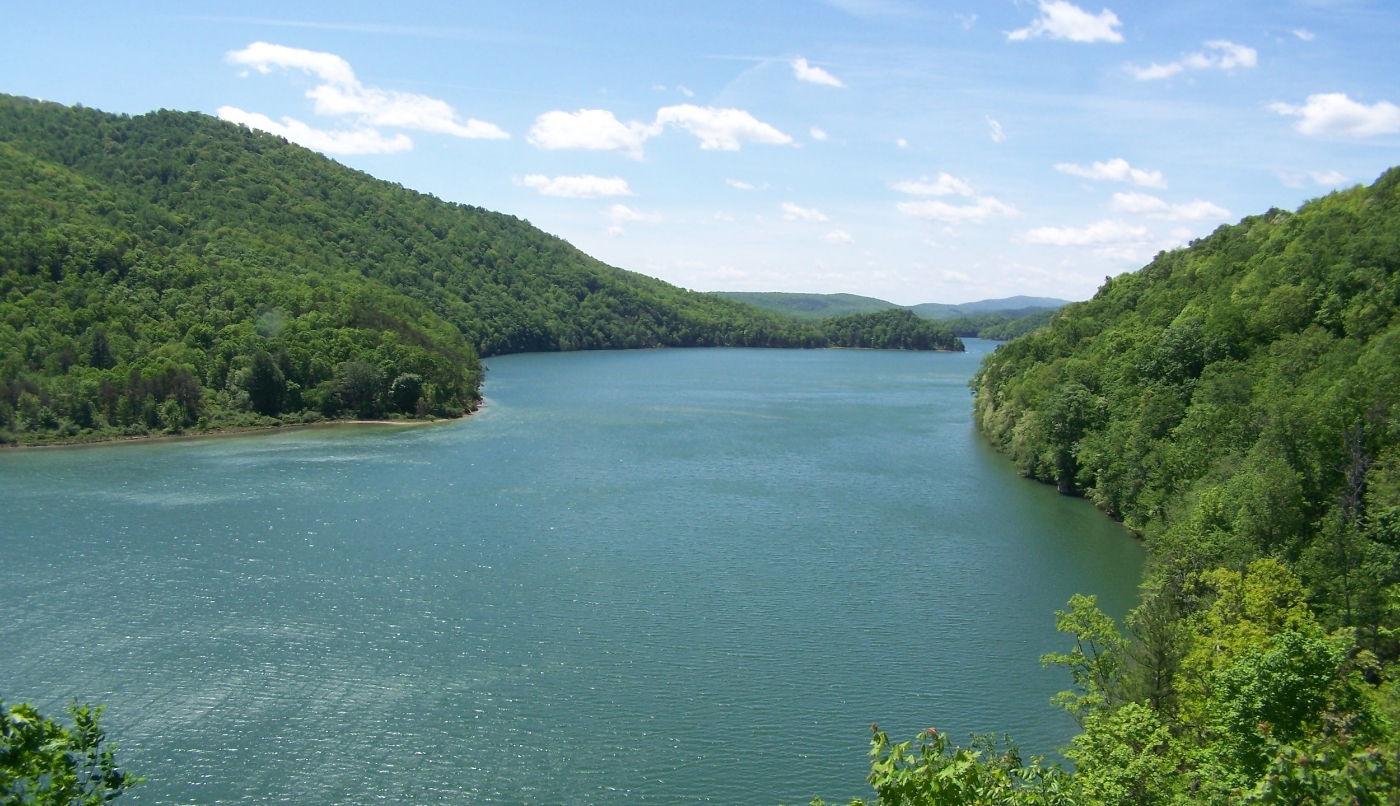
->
[1,341,1143,805]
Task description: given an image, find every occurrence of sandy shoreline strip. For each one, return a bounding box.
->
[1,403,485,451]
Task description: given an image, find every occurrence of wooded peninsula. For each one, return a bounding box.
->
[0,96,959,446]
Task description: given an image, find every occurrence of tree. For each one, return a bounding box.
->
[1065,703,1176,806]
[242,351,287,417]
[1042,594,1127,725]
[0,699,137,805]
[335,361,383,418]
[389,373,423,414]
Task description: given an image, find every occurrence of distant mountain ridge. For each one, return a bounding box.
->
[910,296,1071,319]
[715,291,1070,338]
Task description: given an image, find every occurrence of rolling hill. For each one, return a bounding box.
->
[0,95,958,445]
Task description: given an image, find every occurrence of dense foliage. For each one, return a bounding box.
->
[945,309,1058,341]
[0,96,965,446]
[884,168,1400,803]
[819,308,962,351]
[1,699,136,805]
[716,291,899,321]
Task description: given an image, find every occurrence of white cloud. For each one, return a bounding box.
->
[217,106,412,154]
[1293,29,1316,42]
[654,105,793,150]
[810,126,829,141]
[792,57,845,88]
[1310,170,1349,186]
[1110,192,1229,221]
[896,138,909,148]
[1055,158,1167,188]
[987,118,1006,143]
[678,85,695,97]
[527,109,651,158]
[226,42,507,140]
[897,196,1019,224]
[1007,1,1124,44]
[530,106,791,157]
[228,41,355,85]
[1130,40,1258,81]
[891,174,975,197]
[607,204,663,224]
[821,229,854,244]
[782,202,829,222]
[519,174,634,199]
[726,178,755,190]
[1023,219,1149,246]
[1270,93,1400,138]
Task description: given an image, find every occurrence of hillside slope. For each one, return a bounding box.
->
[961,168,1400,800]
[911,296,1068,319]
[0,95,881,444]
[714,291,900,320]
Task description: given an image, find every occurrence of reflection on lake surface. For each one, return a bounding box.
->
[0,341,1143,805]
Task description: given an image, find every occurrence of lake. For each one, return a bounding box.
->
[0,340,1143,805]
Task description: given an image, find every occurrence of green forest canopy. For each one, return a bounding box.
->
[848,166,1400,804]
[0,96,958,445]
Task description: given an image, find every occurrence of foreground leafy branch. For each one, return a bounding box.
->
[0,699,137,805]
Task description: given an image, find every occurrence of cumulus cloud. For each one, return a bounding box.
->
[527,109,651,158]
[792,57,845,88]
[891,174,975,197]
[528,105,791,157]
[1293,29,1316,42]
[226,42,507,140]
[519,174,634,199]
[1269,93,1400,138]
[1055,158,1166,188]
[655,105,793,150]
[1022,219,1149,246]
[821,229,854,244]
[217,106,412,154]
[1130,40,1258,81]
[1007,1,1123,43]
[782,202,829,222]
[810,127,829,141]
[726,178,756,190]
[897,196,1018,224]
[1110,192,1229,221]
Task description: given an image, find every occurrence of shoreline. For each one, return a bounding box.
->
[0,406,482,451]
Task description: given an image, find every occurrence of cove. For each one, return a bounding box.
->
[0,340,1144,805]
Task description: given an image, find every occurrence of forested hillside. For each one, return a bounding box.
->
[918,168,1400,802]
[0,96,961,445]
[818,308,961,351]
[944,308,1058,340]
[715,291,899,320]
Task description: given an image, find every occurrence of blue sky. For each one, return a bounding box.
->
[3,1,1398,304]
